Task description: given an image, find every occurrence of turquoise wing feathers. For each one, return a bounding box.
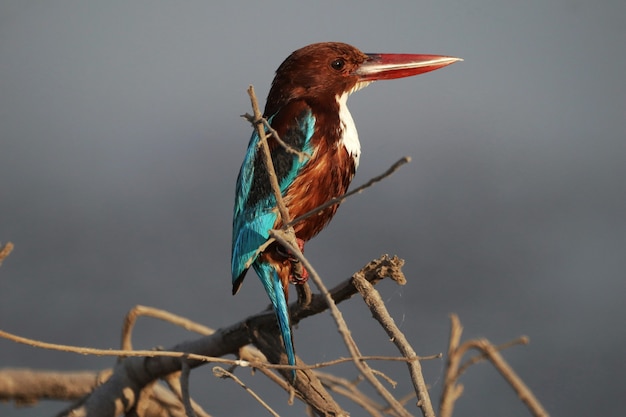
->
[231,105,315,378]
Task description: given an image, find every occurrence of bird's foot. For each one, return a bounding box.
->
[289,238,309,284]
[276,238,309,284]
[290,261,309,284]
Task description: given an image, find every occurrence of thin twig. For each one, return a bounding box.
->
[285,157,411,230]
[457,336,529,377]
[397,392,419,407]
[459,339,549,417]
[245,114,311,162]
[241,113,311,162]
[245,237,277,270]
[0,329,247,366]
[246,85,293,226]
[246,85,306,327]
[260,118,311,161]
[257,353,440,372]
[236,345,292,393]
[306,354,440,368]
[440,314,549,417]
[0,327,431,375]
[440,314,467,417]
[371,369,398,388]
[214,366,281,417]
[121,305,213,351]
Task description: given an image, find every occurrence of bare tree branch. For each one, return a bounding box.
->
[271,231,414,417]
[0,258,549,417]
[121,305,214,350]
[440,314,464,417]
[36,255,404,417]
[456,336,529,377]
[242,113,311,162]
[457,339,548,417]
[352,273,435,417]
[0,369,112,404]
[440,314,550,417]
[0,369,191,417]
[246,85,294,227]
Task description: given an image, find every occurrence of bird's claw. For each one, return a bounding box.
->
[275,238,309,284]
[289,261,309,284]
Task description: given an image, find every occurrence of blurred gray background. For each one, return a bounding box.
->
[1,1,624,416]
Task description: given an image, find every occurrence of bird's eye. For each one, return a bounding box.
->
[330,58,345,71]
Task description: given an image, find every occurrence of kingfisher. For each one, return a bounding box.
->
[232,42,460,378]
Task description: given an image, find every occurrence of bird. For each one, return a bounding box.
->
[231,42,460,379]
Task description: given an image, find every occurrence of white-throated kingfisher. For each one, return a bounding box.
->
[232,42,460,378]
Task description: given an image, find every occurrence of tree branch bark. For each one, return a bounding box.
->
[51,255,403,417]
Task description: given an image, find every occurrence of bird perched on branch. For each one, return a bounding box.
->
[232,42,460,378]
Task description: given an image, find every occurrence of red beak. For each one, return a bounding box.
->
[356,53,462,81]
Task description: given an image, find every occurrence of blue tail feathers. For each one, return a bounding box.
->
[255,262,296,379]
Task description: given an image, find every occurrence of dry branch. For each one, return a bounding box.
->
[0,369,112,405]
[36,255,404,417]
[0,369,192,417]
[286,156,410,230]
[271,232,413,417]
[440,314,549,417]
[352,272,435,417]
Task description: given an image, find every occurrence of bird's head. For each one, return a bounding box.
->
[265,42,461,114]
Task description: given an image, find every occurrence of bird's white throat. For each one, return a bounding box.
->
[337,92,361,167]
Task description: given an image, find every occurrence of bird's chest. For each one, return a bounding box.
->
[269,95,361,240]
[281,137,358,239]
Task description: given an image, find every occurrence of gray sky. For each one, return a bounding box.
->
[1,1,625,416]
